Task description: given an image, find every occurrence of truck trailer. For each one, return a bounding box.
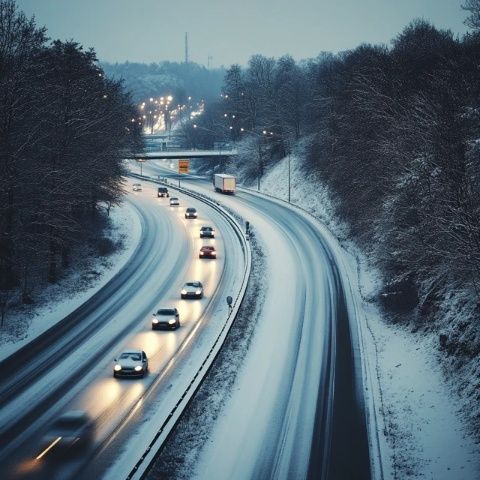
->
[213,174,236,194]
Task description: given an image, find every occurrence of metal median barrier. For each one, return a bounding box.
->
[126,173,251,480]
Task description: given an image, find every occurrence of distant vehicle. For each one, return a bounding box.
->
[185,207,198,219]
[181,281,204,299]
[213,174,236,194]
[157,187,169,198]
[200,225,215,238]
[132,183,142,191]
[39,411,94,457]
[152,308,180,330]
[113,350,148,378]
[199,246,216,259]
[170,197,180,206]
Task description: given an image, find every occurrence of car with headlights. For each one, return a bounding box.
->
[200,225,215,238]
[181,281,204,299]
[169,197,180,206]
[132,183,142,191]
[199,245,216,259]
[152,307,180,330]
[185,207,198,219]
[39,411,94,456]
[113,350,148,378]
[157,186,169,197]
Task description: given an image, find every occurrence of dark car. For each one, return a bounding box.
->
[157,187,169,198]
[39,411,94,458]
[113,350,148,378]
[181,281,204,299]
[200,226,215,238]
[199,246,217,259]
[185,207,198,219]
[152,308,180,330]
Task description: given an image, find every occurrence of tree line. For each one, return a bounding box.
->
[187,6,480,320]
[0,0,142,315]
[102,60,225,104]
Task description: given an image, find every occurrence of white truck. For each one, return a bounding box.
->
[213,174,236,194]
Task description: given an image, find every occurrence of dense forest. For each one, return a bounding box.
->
[187,7,480,359]
[0,0,142,318]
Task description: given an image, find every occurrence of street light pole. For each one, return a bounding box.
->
[257,140,263,192]
[239,126,292,198]
[288,150,291,203]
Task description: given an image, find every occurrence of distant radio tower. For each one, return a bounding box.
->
[208,55,213,68]
[185,32,189,64]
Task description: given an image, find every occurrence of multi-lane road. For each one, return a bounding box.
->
[0,181,247,479]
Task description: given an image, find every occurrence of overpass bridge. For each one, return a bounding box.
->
[127,149,238,160]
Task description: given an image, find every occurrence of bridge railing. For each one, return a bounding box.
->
[147,146,235,152]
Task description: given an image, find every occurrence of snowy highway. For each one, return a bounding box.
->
[0,180,247,480]
[142,161,373,480]
[4,3,479,478]
[1,158,373,480]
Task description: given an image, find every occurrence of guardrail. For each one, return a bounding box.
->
[125,173,251,480]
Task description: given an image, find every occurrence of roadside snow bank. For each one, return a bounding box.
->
[0,201,141,362]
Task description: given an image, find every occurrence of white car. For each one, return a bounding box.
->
[181,281,204,299]
[132,183,142,191]
[170,197,180,206]
[113,350,148,378]
[152,308,180,330]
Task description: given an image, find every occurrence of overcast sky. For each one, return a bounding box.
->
[16,0,469,67]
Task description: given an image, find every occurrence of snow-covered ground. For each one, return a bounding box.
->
[3,154,478,479]
[253,153,480,479]
[0,201,141,362]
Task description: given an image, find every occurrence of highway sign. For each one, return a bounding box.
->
[178,159,189,174]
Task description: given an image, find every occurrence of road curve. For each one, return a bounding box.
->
[143,161,371,480]
[1,179,247,480]
[0,188,190,466]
